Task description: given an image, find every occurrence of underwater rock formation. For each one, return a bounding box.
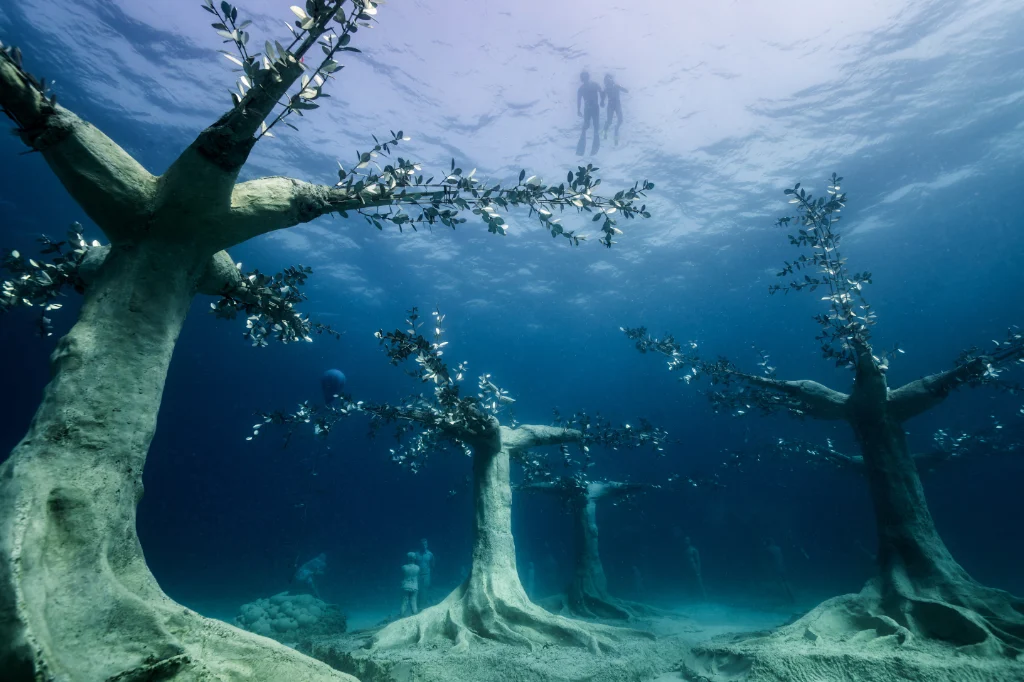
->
[236,592,347,643]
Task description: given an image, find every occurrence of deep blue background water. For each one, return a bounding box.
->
[1,0,1023,622]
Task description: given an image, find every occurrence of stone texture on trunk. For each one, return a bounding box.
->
[371,425,648,652]
[0,243,356,680]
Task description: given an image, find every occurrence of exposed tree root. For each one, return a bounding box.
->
[561,587,672,622]
[371,573,652,654]
[684,579,1024,682]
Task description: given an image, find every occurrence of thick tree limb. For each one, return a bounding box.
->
[730,371,849,421]
[587,481,649,501]
[888,358,987,423]
[219,177,351,249]
[0,55,155,241]
[517,479,649,501]
[503,425,583,452]
[162,9,333,205]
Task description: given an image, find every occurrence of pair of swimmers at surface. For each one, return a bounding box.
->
[576,71,628,155]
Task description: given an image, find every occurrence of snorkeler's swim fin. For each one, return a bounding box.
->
[576,133,587,156]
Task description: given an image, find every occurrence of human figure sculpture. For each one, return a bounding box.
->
[417,538,435,594]
[400,552,421,617]
[764,538,795,603]
[684,536,707,600]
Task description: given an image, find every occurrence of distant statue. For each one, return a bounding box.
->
[294,552,327,599]
[400,552,421,617]
[576,71,602,156]
[632,565,645,597]
[321,369,347,405]
[764,538,795,603]
[684,536,707,600]
[526,561,536,599]
[600,73,628,146]
[417,538,435,601]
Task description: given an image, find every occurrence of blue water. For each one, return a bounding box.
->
[1,0,1023,629]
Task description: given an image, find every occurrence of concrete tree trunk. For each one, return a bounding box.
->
[371,425,648,652]
[0,45,360,681]
[845,361,1024,653]
[0,244,356,680]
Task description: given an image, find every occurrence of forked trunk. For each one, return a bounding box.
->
[0,241,354,680]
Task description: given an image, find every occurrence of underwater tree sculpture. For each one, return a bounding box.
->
[0,1,657,678]
[258,308,659,652]
[519,479,659,620]
[627,175,1024,673]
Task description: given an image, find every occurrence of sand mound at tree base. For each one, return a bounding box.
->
[681,591,1024,682]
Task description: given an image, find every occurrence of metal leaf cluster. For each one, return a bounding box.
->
[0,39,59,139]
[203,0,372,137]
[251,307,504,474]
[769,174,879,369]
[951,328,1024,390]
[369,308,502,454]
[210,264,341,346]
[621,326,701,381]
[0,224,95,336]
[524,409,673,492]
[333,144,655,247]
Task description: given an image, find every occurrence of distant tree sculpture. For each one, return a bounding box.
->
[0,1,656,678]
[259,308,659,652]
[519,478,659,620]
[626,175,1024,674]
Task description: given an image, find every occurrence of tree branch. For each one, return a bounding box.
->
[728,371,849,421]
[503,424,583,452]
[888,358,988,423]
[0,48,155,241]
[220,177,347,249]
[516,481,566,496]
[161,2,350,205]
[587,481,650,500]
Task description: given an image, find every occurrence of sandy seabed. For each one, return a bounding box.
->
[198,598,1024,682]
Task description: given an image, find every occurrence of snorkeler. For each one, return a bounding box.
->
[576,71,602,156]
[684,536,707,600]
[400,552,421,617]
[601,74,628,146]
